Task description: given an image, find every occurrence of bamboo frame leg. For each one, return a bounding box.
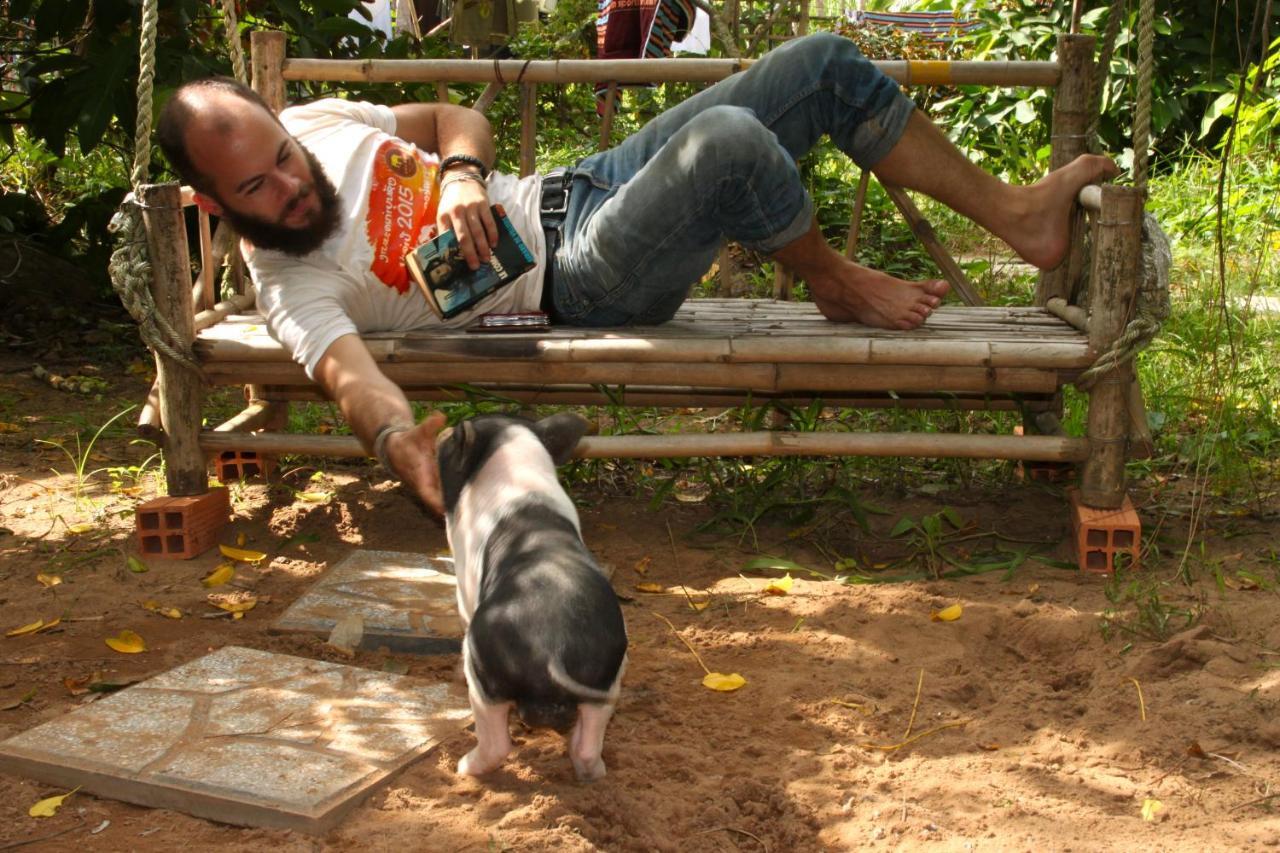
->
[1080,185,1143,508]
[141,183,205,497]
[844,169,871,259]
[881,183,983,306]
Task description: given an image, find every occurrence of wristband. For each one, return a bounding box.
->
[439,153,490,180]
[440,171,489,191]
[372,422,412,475]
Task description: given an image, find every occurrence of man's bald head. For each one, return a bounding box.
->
[156,77,278,195]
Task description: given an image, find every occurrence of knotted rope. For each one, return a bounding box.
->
[107,0,202,375]
[1075,0,1169,390]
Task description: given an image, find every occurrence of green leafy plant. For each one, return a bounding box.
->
[35,405,137,508]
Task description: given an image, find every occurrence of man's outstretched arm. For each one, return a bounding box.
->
[391,102,498,270]
[313,333,446,516]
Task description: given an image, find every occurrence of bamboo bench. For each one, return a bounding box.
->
[134,32,1146,572]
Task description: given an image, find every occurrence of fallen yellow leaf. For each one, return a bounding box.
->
[1141,797,1163,822]
[634,582,666,594]
[634,556,652,576]
[141,600,182,619]
[105,629,146,654]
[296,491,332,503]
[688,599,712,612]
[702,672,747,692]
[35,573,62,588]
[0,422,20,433]
[201,563,236,588]
[28,787,79,818]
[6,620,46,637]
[35,617,60,633]
[67,522,94,535]
[219,545,267,563]
[930,603,963,622]
[763,573,794,596]
[208,590,258,613]
[126,556,149,574]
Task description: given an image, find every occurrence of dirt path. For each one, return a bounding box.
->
[1,355,1278,851]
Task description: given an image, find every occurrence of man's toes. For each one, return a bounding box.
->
[923,279,950,298]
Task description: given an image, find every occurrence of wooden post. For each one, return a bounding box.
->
[882,184,983,306]
[250,30,287,113]
[599,82,618,151]
[1035,34,1093,307]
[141,183,206,497]
[1079,185,1143,508]
[519,82,537,177]
[844,169,871,259]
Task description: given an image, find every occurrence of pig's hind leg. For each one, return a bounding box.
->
[457,689,513,777]
[568,703,614,782]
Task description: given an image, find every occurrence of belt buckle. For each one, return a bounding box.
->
[541,168,571,218]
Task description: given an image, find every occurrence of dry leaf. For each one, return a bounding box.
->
[35,573,61,588]
[327,613,364,654]
[63,675,92,696]
[633,556,652,576]
[762,573,794,596]
[208,590,258,613]
[6,620,47,637]
[219,545,268,563]
[0,422,20,433]
[634,582,666,594]
[1140,797,1163,822]
[296,491,332,503]
[141,600,182,619]
[688,599,712,612]
[977,742,1002,751]
[702,672,747,692]
[1,687,37,710]
[35,617,60,633]
[105,629,146,654]
[126,556,149,574]
[930,603,963,622]
[67,522,94,535]
[201,564,236,588]
[28,787,78,818]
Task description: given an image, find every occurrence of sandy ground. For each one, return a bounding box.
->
[1,353,1279,852]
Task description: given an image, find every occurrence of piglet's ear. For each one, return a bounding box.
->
[533,412,590,466]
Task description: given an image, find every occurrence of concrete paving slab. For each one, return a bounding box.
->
[271,550,463,654]
[0,646,470,834]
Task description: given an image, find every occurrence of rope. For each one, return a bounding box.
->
[1074,212,1172,389]
[107,0,203,376]
[1073,0,1167,392]
[220,0,250,86]
[1085,0,1125,153]
[1131,0,1154,189]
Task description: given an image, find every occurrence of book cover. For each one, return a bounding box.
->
[405,203,537,320]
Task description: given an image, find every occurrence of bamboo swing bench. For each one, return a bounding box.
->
[133,30,1149,571]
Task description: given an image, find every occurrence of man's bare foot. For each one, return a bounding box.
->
[806,259,950,330]
[1003,153,1120,271]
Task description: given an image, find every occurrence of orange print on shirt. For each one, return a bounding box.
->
[365,139,438,292]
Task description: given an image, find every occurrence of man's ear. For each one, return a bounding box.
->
[192,192,224,217]
[533,412,591,466]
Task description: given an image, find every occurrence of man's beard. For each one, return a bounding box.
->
[218,142,341,257]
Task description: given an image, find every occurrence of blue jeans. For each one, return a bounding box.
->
[547,32,916,326]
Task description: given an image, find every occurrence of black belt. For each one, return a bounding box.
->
[539,168,572,318]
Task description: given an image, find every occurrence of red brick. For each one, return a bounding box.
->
[1069,489,1141,575]
[135,488,230,560]
[215,449,276,482]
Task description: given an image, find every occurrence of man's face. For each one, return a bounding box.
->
[186,100,340,256]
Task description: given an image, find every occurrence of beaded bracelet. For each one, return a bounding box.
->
[439,153,490,180]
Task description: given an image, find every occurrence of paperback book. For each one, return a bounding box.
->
[405,203,536,319]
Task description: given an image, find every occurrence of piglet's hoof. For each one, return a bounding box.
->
[457,749,505,777]
[572,757,607,783]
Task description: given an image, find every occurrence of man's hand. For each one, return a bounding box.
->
[384,411,449,517]
[437,178,498,270]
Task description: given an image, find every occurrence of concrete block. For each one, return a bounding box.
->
[272,550,462,655]
[0,646,470,834]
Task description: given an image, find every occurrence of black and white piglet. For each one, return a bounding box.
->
[437,413,627,782]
